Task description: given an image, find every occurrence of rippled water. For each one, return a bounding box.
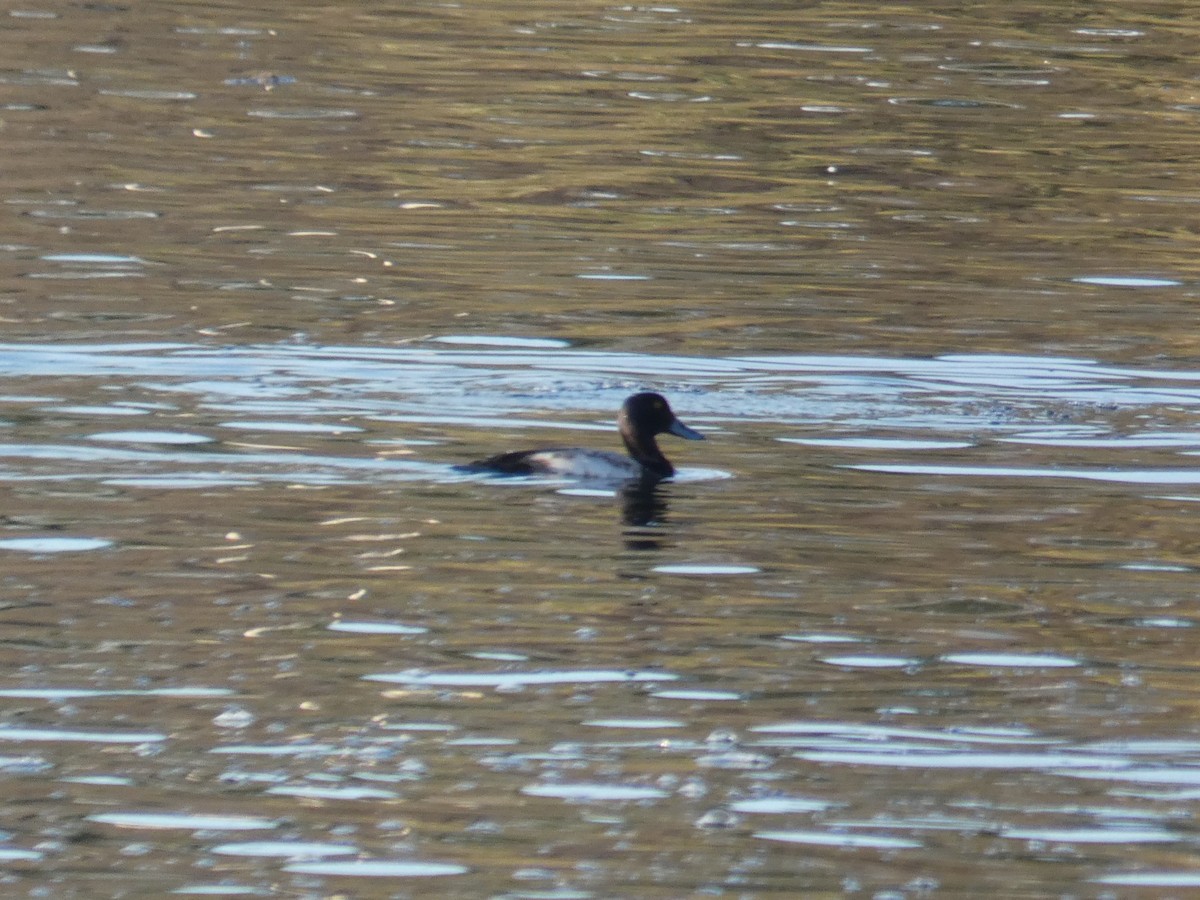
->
[5,1,1200,897]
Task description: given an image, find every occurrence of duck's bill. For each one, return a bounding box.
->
[667,418,705,441]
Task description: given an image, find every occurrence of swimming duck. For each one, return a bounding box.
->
[465,392,704,480]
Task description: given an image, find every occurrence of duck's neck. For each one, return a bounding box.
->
[622,432,674,478]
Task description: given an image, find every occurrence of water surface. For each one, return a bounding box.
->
[3,1,1200,896]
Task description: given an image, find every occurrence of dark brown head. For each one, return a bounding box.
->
[617,392,704,478]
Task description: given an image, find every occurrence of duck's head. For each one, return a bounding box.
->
[619,392,704,442]
[618,392,704,477]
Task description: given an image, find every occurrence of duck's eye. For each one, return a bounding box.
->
[653,399,664,410]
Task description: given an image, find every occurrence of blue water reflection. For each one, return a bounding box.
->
[0,341,1198,490]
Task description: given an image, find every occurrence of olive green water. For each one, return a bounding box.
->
[4,2,1200,897]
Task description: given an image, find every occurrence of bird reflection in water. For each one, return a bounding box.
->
[620,478,670,551]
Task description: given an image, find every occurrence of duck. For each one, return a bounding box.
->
[464,392,704,481]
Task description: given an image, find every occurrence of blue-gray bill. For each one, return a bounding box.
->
[668,419,704,441]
